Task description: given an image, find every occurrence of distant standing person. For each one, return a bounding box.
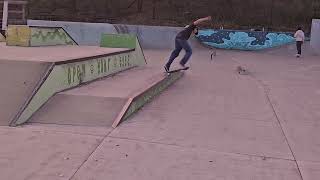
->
[294,27,305,58]
[164,16,212,72]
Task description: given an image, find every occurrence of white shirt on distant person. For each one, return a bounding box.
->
[294,30,305,42]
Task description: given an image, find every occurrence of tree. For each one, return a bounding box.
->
[313,0,320,18]
[152,0,157,19]
[270,0,274,28]
[137,0,143,13]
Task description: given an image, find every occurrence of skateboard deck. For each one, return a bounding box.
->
[166,67,189,74]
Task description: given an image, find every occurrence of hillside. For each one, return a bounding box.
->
[27,0,320,32]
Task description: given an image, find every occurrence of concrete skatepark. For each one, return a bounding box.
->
[0,20,320,180]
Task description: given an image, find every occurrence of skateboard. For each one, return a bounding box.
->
[166,67,190,74]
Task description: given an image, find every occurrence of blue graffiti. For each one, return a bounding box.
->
[196,29,295,50]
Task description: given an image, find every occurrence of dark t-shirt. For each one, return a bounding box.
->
[176,23,197,40]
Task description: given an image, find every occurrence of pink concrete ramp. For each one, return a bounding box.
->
[0,60,51,126]
[0,43,145,126]
[29,66,183,127]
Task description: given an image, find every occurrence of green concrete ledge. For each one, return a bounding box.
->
[8,34,146,127]
[112,71,184,128]
[10,49,145,126]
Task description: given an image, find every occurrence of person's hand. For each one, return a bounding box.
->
[194,16,212,25]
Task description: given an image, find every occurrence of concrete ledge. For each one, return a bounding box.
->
[28,68,183,128]
[11,50,139,126]
[29,94,128,127]
[27,69,184,128]
[112,71,183,128]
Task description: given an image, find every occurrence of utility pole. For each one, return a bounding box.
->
[137,0,143,13]
[2,0,9,31]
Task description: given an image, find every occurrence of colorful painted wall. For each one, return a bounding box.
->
[27,20,183,49]
[30,27,77,46]
[28,20,298,51]
[6,25,31,46]
[100,34,136,49]
[6,25,77,47]
[28,20,118,46]
[100,34,147,65]
[196,29,295,51]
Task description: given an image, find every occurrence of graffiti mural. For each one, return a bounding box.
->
[6,25,78,47]
[6,25,31,46]
[196,29,295,50]
[30,27,77,46]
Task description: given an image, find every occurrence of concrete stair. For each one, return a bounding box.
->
[29,66,183,128]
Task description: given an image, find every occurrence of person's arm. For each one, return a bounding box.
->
[193,16,212,25]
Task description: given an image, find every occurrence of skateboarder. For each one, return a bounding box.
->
[294,27,305,58]
[164,16,212,72]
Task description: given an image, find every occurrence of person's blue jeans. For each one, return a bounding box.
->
[296,41,303,55]
[165,38,192,69]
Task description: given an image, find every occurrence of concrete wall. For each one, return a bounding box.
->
[6,25,77,46]
[28,20,118,46]
[30,27,77,46]
[28,20,298,51]
[27,20,196,49]
[311,19,320,55]
[112,24,183,49]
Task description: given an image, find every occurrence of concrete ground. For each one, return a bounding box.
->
[1,43,319,180]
